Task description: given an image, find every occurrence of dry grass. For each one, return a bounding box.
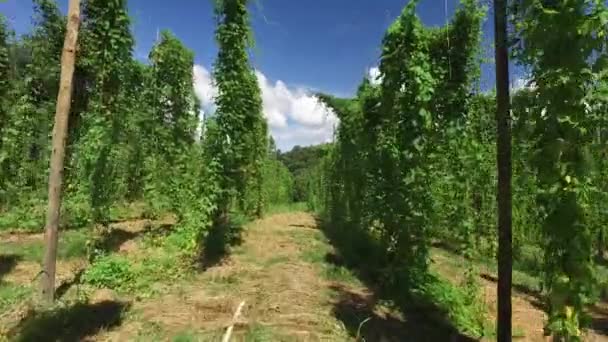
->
[97,212,352,340]
[10,211,598,341]
[432,248,608,342]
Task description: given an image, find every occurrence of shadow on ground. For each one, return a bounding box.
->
[0,254,22,281]
[288,223,317,229]
[55,269,85,300]
[10,300,128,341]
[97,229,138,252]
[316,218,478,341]
[330,283,475,342]
[479,273,545,310]
[91,220,172,255]
[198,217,244,271]
[590,304,608,336]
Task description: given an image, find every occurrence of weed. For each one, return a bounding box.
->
[414,274,488,338]
[0,283,32,312]
[172,331,199,342]
[324,265,357,284]
[0,242,42,262]
[245,323,276,341]
[0,230,89,263]
[58,231,89,259]
[83,255,135,291]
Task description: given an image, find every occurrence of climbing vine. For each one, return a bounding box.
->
[512,0,608,338]
[74,0,135,224]
[212,0,268,220]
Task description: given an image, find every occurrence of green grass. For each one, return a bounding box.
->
[432,247,543,296]
[0,283,33,312]
[290,226,360,285]
[172,331,201,342]
[244,323,276,341]
[417,273,489,338]
[265,202,307,215]
[296,231,330,264]
[264,255,290,267]
[83,248,188,298]
[0,230,89,262]
[323,264,357,283]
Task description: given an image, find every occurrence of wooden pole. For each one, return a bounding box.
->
[41,0,81,304]
[494,0,513,339]
[222,301,245,342]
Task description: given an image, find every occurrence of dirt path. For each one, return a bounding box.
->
[4,211,607,341]
[101,212,365,340]
[100,211,608,341]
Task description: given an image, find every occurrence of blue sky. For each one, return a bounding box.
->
[0,0,500,150]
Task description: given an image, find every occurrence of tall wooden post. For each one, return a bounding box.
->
[494,0,513,339]
[41,0,81,304]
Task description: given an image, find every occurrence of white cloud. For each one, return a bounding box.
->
[193,64,337,151]
[193,65,217,114]
[368,66,382,86]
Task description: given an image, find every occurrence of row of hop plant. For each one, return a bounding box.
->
[308,0,608,339]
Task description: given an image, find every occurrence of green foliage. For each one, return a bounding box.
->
[262,157,294,207]
[512,0,608,337]
[311,0,488,336]
[310,0,608,338]
[0,230,89,262]
[0,283,32,313]
[142,29,209,249]
[0,0,63,210]
[212,0,268,219]
[83,255,135,290]
[278,144,329,201]
[74,0,135,224]
[415,274,487,337]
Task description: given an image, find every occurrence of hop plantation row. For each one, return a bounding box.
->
[0,0,293,304]
[1,0,608,340]
[308,0,608,340]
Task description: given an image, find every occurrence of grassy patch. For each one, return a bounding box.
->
[108,202,147,222]
[264,255,290,267]
[0,199,46,233]
[83,249,187,298]
[0,241,43,262]
[432,247,542,296]
[83,255,135,291]
[414,274,489,338]
[290,226,360,285]
[0,230,89,262]
[244,323,276,341]
[172,331,202,342]
[0,283,32,312]
[265,202,307,215]
[323,264,358,283]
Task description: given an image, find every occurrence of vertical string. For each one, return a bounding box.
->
[446,0,452,80]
